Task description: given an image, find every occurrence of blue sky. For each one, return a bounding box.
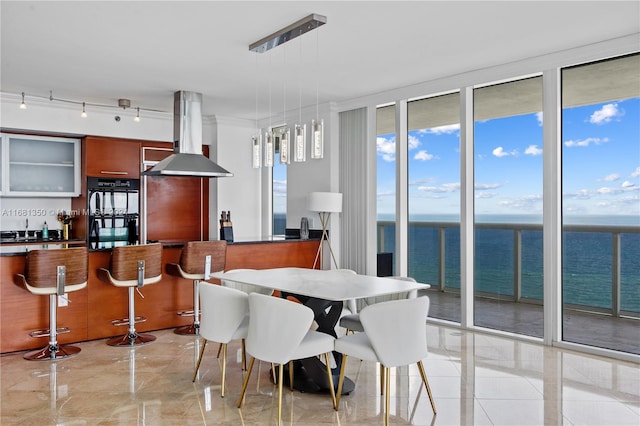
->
[377,97,640,221]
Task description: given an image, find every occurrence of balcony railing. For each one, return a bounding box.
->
[377,220,640,318]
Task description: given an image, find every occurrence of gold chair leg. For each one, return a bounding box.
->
[216,342,222,358]
[278,363,284,426]
[237,356,255,408]
[335,354,348,411]
[192,339,207,382]
[271,363,277,384]
[289,360,294,391]
[384,366,390,426]
[380,363,385,395]
[241,339,247,370]
[221,343,227,398]
[417,360,437,414]
[324,353,337,410]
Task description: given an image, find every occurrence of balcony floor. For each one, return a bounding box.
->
[422,288,640,355]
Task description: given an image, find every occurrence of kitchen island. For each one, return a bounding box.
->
[0,238,320,353]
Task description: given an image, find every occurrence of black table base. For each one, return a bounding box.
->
[278,293,355,395]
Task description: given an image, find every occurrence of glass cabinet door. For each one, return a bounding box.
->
[2,134,80,196]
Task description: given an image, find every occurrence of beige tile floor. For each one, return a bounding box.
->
[1,324,638,425]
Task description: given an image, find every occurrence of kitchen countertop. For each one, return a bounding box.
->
[0,236,319,256]
[0,242,86,256]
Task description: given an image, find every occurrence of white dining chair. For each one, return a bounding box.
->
[334,296,436,425]
[192,282,249,398]
[339,276,417,334]
[237,293,337,425]
[220,269,275,376]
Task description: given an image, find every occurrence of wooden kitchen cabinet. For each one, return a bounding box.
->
[84,136,141,178]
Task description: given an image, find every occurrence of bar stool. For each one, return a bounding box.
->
[166,240,227,335]
[14,247,89,361]
[97,243,163,347]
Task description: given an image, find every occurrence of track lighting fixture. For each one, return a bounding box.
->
[12,90,155,122]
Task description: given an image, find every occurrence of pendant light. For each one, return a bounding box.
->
[279,45,290,165]
[264,52,274,168]
[248,13,327,167]
[294,36,306,162]
[310,30,324,159]
[252,54,262,168]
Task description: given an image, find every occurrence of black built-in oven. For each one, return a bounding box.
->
[87,177,140,249]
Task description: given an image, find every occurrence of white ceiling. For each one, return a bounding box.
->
[1,1,639,120]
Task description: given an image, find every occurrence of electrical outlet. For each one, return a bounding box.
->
[58,294,68,307]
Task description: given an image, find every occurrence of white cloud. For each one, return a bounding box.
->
[603,173,620,182]
[409,178,437,186]
[273,179,287,196]
[377,136,395,162]
[492,146,518,157]
[564,137,609,148]
[417,182,460,193]
[420,124,460,135]
[475,192,495,199]
[408,134,420,150]
[589,103,623,125]
[631,167,640,178]
[414,150,436,161]
[376,190,395,198]
[498,194,543,211]
[525,144,542,156]
[622,180,635,188]
[563,189,593,200]
[492,147,509,157]
[536,112,543,126]
[475,183,501,190]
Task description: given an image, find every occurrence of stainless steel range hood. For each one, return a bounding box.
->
[143,91,233,178]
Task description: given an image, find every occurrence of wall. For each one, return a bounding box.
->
[212,115,262,239]
[0,92,339,249]
[0,94,167,232]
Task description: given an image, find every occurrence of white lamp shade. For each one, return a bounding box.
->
[308,192,342,213]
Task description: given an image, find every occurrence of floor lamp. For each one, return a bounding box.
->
[308,192,342,269]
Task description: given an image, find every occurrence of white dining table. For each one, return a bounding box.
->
[211,267,430,301]
[211,267,431,395]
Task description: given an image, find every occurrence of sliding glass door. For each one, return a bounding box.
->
[561,54,640,354]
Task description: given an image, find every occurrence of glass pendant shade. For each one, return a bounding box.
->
[264,130,274,167]
[311,119,323,159]
[294,124,306,162]
[279,127,291,164]
[252,134,262,168]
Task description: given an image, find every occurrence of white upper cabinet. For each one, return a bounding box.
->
[0,133,81,197]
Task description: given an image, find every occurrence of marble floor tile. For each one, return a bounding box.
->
[1,324,638,425]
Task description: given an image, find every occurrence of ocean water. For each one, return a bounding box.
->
[378,214,640,313]
[274,212,639,312]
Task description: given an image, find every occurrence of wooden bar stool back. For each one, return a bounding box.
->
[97,243,163,346]
[15,247,89,360]
[166,240,227,335]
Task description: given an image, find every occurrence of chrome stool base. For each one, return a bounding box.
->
[107,332,156,347]
[174,323,199,335]
[24,344,81,361]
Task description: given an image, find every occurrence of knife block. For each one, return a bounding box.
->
[219,221,233,243]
